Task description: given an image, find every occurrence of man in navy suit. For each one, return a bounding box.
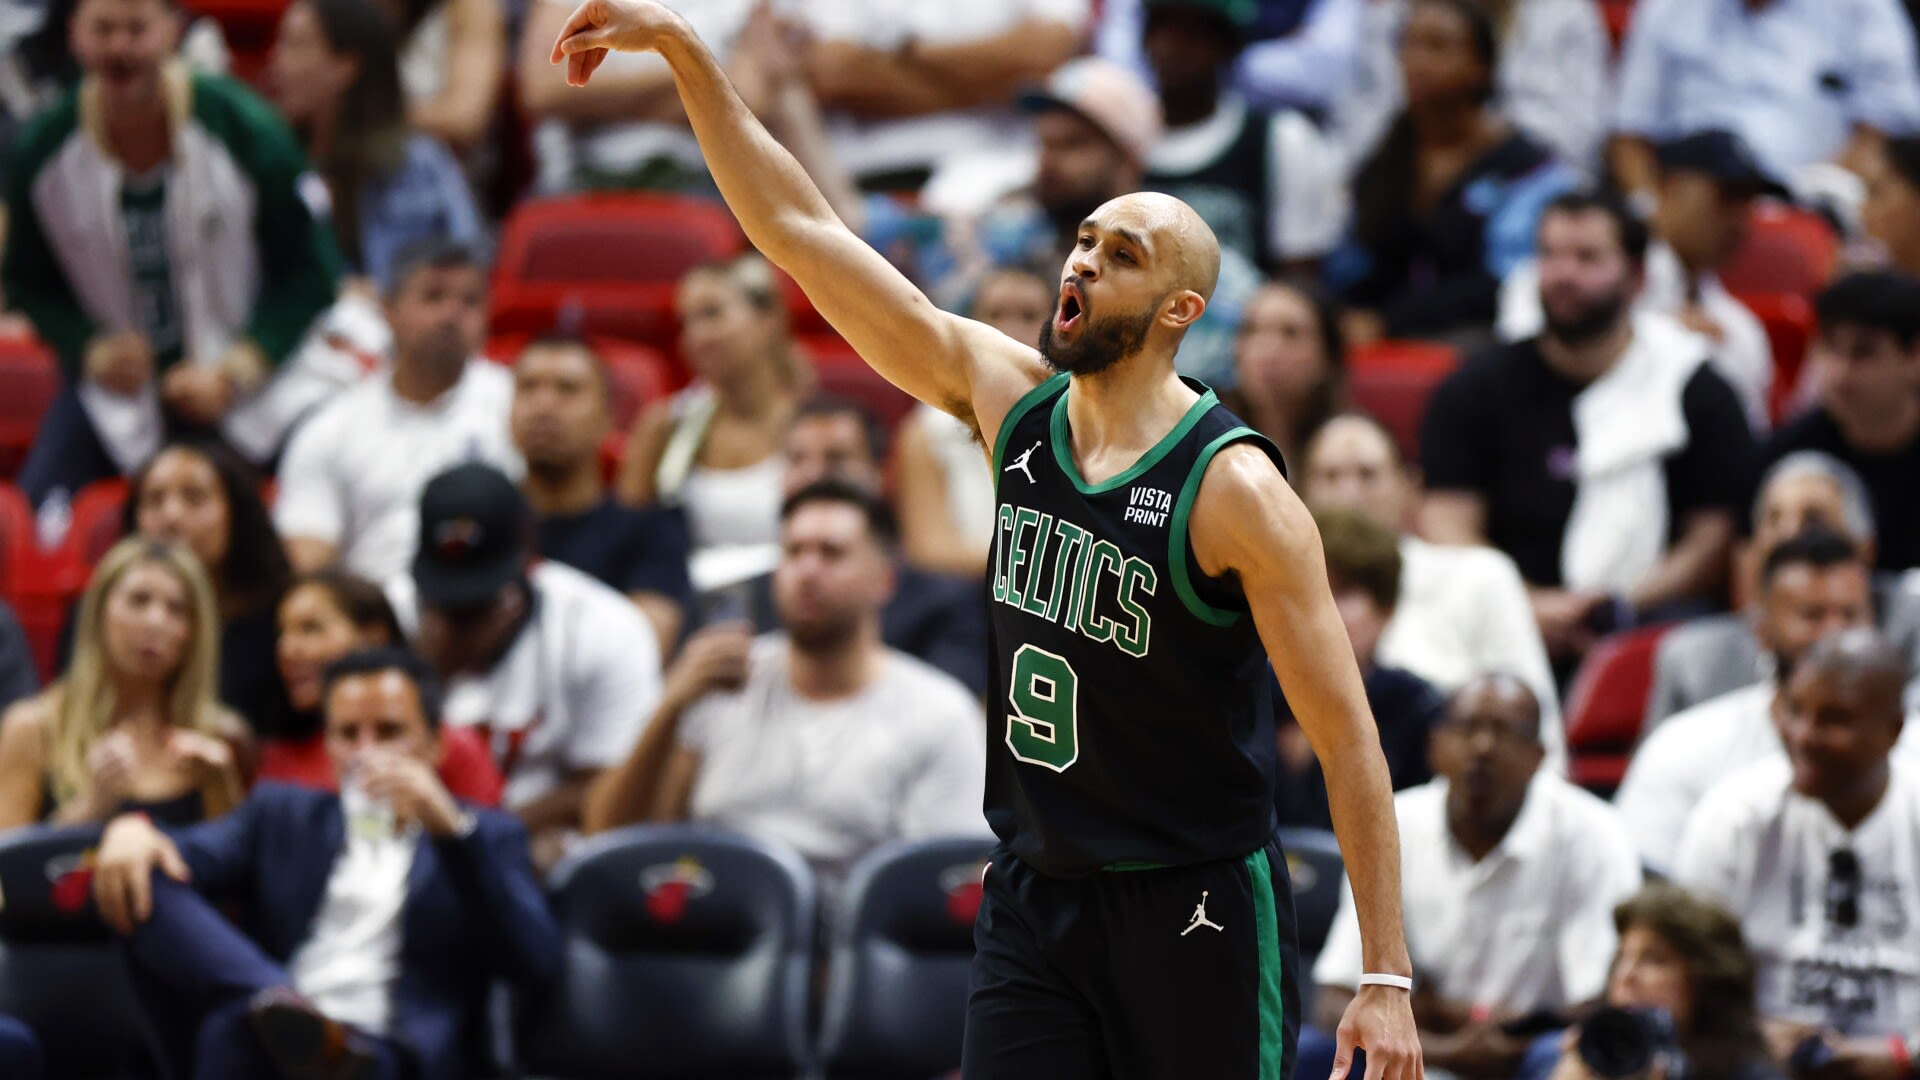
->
[91,648,561,1080]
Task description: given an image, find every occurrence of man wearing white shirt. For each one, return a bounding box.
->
[275,239,520,583]
[1617,527,1891,875]
[1500,131,1781,433]
[1310,674,1642,1079]
[582,478,988,903]
[386,463,661,868]
[1676,629,1920,1067]
[1300,413,1562,771]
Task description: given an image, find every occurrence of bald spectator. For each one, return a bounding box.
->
[1646,452,1879,730]
[1616,528,1884,875]
[1273,507,1445,830]
[1421,191,1755,665]
[1135,0,1348,273]
[1309,674,1641,1080]
[1609,0,1920,205]
[1677,630,1920,1063]
[1300,412,1561,769]
[1501,131,1781,433]
[1760,271,1920,574]
[511,335,692,656]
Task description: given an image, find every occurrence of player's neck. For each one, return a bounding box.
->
[786,627,884,701]
[1061,359,1196,472]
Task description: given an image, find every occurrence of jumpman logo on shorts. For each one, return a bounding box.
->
[1005,441,1041,484]
[1182,890,1224,936]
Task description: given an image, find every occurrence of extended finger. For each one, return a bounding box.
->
[554,24,613,62]
[158,842,191,884]
[1330,1025,1356,1080]
[1359,1030,1390,1080]
[95,869,129,934]
[549,1,601,62]
[129,864,155,927]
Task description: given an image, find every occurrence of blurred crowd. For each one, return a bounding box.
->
[0,0,1919,1077]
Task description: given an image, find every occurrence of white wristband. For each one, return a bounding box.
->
[1358,973,1413,992]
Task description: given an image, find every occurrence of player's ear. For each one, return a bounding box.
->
[1159,290,1208,332]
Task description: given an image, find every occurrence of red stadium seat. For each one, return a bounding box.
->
[1346,340,1460,461]
[803,337,916,434]
[0,334,59,477]
[1562,624,1672,796]
[490,194,746,344]
[1736,292,1816,424]
[0,482,32,598]
[1719,204,1840,298]
[63,479,130,585]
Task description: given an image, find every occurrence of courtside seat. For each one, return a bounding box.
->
[518,824,816,1080]
[0,825,153,1078]
[816,837,994,1079]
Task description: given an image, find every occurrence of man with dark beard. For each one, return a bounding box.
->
[1421,190,1755,665]
[550,4,1424,1075]
[577,478,988,905]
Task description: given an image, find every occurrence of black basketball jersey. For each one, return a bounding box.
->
[984,373,1284,878]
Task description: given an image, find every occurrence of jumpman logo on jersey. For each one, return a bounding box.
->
[1182,890,1224,936]
[1005,441,1041,484]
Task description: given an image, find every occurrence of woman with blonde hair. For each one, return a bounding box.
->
[618,252,814,560]
[0,538,247,829]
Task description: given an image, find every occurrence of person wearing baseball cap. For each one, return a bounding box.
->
[1498,128,1780,431]
[1136,0,1348,275]
[391,461,663,867]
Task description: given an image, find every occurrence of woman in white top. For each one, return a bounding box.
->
[618,254,812,556]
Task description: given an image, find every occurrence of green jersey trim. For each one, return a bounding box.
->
[1246,848,1288,1079]
[1049,383,1219,495]
[992,372,1070,478]
[1168,425,1261,627]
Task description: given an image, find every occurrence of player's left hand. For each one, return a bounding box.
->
[1332,985,1423,1080]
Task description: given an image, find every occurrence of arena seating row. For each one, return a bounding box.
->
[0,823,1348,1079]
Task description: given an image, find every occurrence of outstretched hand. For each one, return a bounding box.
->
[1333,985,1424,1080]
[549,0,688,86]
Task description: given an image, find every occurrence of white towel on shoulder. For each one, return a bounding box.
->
[1560,312,1711,594]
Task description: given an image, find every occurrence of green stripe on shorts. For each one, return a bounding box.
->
[1245,848,1286,1079]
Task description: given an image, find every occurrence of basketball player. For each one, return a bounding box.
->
[551,6,1422,1077]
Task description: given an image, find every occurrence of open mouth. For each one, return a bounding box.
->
[1056,284,1084,332]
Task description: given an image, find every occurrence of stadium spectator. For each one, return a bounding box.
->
[617,254,807,565]
[1608,0,1920,205]
[101,442,294,735]
[387,463,660,867]
[89,647,559,1080]
[959,56,1260,387]
[267,0,482,290]
[1420,191,1755,663]
[0,0,78,194]
[1301,412,1561,767]
[1273,507,1444,829]
[1336,0,1610,181]
[512,335,692,655]
[382,0,500,152]
[1859,136,1920,279]
[1223,280,1345,467]
[1645,453,1877,730]
[1616,528,1882,875]
[794,0,1088,193]
[1501,131,1779,433]
[1134,0,1347,273]
[517,0,862,216]
[0,538,245,829]
[1534,884,1783,1080]
[894,265,1048,577]
[274,238,517,582]
[1096,0,1367,118]
[722,396,990,696]
[1310,672,1642,1079]
[1676,629,1920,1062]
[1760,271,1920,574]
[275,570,402,737]
[2,0,341,507]
[583,479,987,900]
[1326,0,1576,344]
[0,1015,41,1080]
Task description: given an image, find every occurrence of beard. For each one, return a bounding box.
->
[1541,286,1631,348]
[785,609,862,654]
[1038,301,1158,377]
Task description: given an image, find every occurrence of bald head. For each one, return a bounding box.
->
[1796,628,1910,715]
[1088,192,1221,301]
[1448,672,1543,741]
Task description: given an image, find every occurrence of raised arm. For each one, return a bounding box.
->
[552,0,1050,439]
[1189,444,1421,1080]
